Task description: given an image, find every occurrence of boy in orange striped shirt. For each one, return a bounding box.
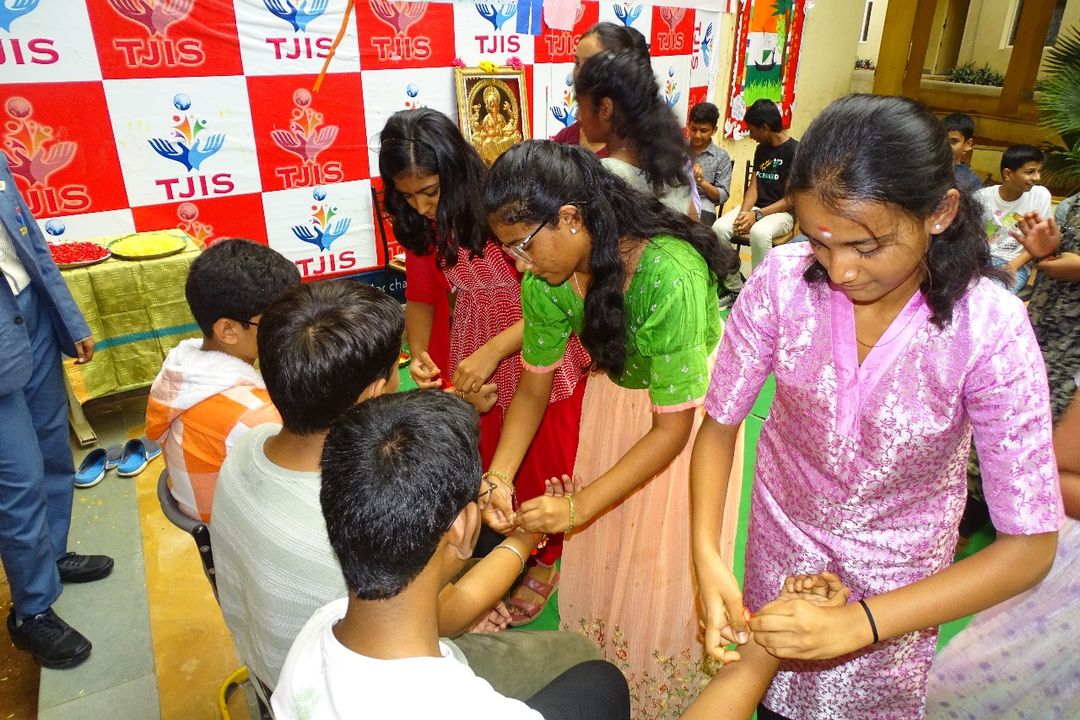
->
[145,239,301,522]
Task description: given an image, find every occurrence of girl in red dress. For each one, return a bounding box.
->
[378,109,589,623]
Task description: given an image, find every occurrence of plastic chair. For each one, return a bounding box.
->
[156,469,272,719]
[156,468,217,599]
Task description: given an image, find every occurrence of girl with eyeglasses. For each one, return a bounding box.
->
[482,139,739,717]
[378,109,590,625]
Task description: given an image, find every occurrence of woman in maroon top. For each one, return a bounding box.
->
[550,22,648,155]
[379,109,589,624]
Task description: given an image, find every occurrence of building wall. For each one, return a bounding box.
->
[712,1,865,211]
[861,0,1080,77]
[858,0,887,66]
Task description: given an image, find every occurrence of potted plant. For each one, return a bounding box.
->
[1038,26,1080,195]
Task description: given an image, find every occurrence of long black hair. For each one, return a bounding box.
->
[579,21,650,62]
[378,108,488,267]
[484,140,738,374]
[575,50,691,196]
[789,94,1006,328]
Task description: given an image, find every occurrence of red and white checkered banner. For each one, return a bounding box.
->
[1,0,720,281]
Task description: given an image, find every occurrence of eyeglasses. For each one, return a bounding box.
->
[444,477,499,532]
[501,221,547,265]
[476,477,498,511]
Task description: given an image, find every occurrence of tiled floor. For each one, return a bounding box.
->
[1,390,247,720]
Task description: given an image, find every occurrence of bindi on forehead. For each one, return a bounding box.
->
[817,225,832,240]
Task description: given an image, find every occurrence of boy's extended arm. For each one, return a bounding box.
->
[680,639,779,720]
[436,530,538,636]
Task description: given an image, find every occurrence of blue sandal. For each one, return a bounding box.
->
[116,437,162,478]
[75,448,108,489]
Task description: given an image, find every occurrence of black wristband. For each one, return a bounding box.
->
[858,598,879,644]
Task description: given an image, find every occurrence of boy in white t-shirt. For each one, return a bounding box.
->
[974,144,1052,294]
[272,390,630,720]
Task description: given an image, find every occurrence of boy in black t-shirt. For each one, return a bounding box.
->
[713,99,797,299]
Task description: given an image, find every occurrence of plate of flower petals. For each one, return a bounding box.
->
[49,241,111,270]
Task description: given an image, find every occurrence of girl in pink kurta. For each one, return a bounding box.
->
[691,95,1064,720]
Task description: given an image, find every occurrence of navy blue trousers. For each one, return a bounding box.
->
[0,282,75,616]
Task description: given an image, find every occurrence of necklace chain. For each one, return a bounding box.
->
[856,308,919,349]
[571,272,585,297]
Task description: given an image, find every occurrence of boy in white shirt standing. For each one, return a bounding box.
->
[974,144,1052,294]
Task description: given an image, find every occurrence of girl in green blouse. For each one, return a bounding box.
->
[482,140,738,717]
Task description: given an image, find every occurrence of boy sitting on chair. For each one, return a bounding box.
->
[145,239,300,522]
[713,99,798,302]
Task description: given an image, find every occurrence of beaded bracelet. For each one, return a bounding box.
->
[483,469,513,488]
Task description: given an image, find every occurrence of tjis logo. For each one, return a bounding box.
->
[108,0,203,67]
[109,0,191,35]
[476,3,514,31]
[0,0,38,31]
[0,0,59,66]
[271,88,343,188]
[549,73,576,128]
[662,67,680,109]
[473,2,519,54]
[263,0,327,31]
[264,0,336,60]
[291,186,358,277]
[369,0,430,62]
[612,2,643,27]
[2,97,88,215]
[656,7,686,52]
[149,94,233,201]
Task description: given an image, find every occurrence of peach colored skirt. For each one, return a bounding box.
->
[560,372,745,720]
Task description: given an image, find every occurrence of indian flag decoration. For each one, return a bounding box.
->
[724,0,806,139]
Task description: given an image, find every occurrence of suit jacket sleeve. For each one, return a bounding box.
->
[0,156,91,356]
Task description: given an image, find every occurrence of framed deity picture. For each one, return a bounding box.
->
[454,67,530,166]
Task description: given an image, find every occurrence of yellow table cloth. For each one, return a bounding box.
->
[61,232,202,412]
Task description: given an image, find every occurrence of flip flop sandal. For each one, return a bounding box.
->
[75,448,108,489]
[508,569,560,627]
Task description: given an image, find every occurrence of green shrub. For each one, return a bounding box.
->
[946,62,1006,87]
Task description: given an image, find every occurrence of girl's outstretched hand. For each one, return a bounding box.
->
[409,351,442,389]
[694,547,750,665]
[544,474,581,497]
[453,344,501,395]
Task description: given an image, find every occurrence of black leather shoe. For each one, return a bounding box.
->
[56,552,114,583]
[7,608,92,669]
